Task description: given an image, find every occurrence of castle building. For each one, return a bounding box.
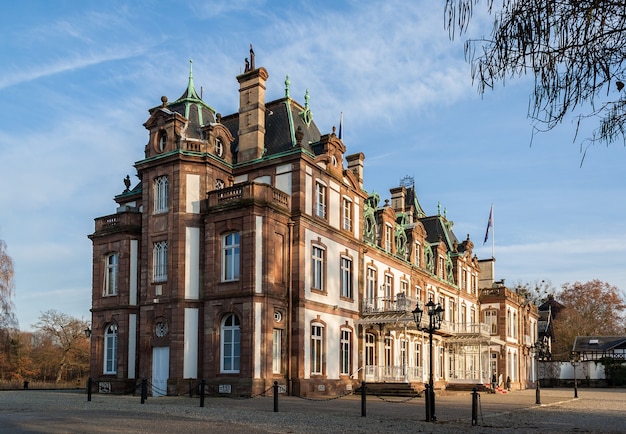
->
[88,49,538,396]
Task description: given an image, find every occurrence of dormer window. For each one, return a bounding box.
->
[158,131,167,152]
[215,138,224,157]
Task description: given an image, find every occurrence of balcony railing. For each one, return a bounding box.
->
[362,294,416,314]
[207,182,290,210]
[93,210,142,233]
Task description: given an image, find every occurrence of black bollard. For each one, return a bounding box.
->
[273,381,279,412]
[87,377,92,402]
[361,381,366,417]
[200,379,206,408]
[535,379,541,405]
[141,378,147,404]
[471,387,479,426]
[424,384,432,422]
[189,379,193,398]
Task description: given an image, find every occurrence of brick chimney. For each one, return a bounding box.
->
[346,153,364,188]
[236,64,269,163]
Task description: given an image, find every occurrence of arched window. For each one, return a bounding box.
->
[221,314,240,373]
[104,324,118,374]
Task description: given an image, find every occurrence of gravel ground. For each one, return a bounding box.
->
[1,387,625,433]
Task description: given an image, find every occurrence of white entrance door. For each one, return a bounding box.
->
[152,347,169,397]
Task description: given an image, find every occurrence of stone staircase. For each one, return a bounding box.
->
[355,382,422,397]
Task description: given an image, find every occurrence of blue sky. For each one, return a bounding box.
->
[1,1,625,330]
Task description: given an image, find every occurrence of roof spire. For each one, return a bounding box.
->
[285,75,291,98]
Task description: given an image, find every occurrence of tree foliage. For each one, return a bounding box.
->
[32,310,89,383]
[444,0,626,157]
[552,280,626,358]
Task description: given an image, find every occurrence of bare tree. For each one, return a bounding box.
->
[512,278,556,306]
[445,0,626,159]
[33,310,89,383]
[0,239,17,330]
[552,280,626,359]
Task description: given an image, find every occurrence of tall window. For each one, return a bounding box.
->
[485,309,498,334]
[311,245,325,291]
[342,198,352,231]
[383,274,393,309]
[153,241,168,282]
[104,324,118,374]
[385,224,393,252]
[507,309,512,337]
[384,337,393,368]
[222,232,240,281]
[365,333,375,366]
[272,329,282,374]
[221,314,240,373]
[153,176,169,213]
[340,256,353,299]
[105,253,118,296]
[366,267,377,302]
[414,242,421,267]
[311,324,324,375]
[340,329,351,375]
[315,182,327,218]
[414,341,421,367]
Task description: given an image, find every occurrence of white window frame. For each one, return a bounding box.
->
[222,232,240,282]
[315,181,327,218]
[340,256,353,299]
[340,329,351,375]
[414,341,421,367]
[311,245,325,291]
[365,333,375,366]
[485,309,498,334]
[153,176,169,213]
[366,267,377,301]
[311,324,324,375]
[272,329,282,374]
[105,253,118,296]
[385,224,392,252]
[104,324,118,374]
[342,197,352,231]
[221,314,240,373]
[153,241,168,282]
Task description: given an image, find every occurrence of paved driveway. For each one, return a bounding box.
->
[1,388,625,433]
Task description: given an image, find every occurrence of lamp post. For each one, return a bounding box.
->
[413,299,444,422]
[532,339,550,405]
[570,351,579,398]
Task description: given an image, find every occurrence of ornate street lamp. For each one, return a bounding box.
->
[413,299,445,422]
[532,339,551,405]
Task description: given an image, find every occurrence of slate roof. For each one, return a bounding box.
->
[572,336,626,353]
[221,97,322,160]
[419,215,460,251]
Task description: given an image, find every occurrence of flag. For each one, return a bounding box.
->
[338,112,343,140]
[483,204,493,244]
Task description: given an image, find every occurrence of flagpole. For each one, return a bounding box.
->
[491,203,494,259]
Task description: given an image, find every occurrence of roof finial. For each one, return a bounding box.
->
[249,44,255,70]
[285,75,291,98]
[183,59,200,100]
[304,90,310,109]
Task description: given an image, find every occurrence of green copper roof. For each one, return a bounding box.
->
[172,59,216,121]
